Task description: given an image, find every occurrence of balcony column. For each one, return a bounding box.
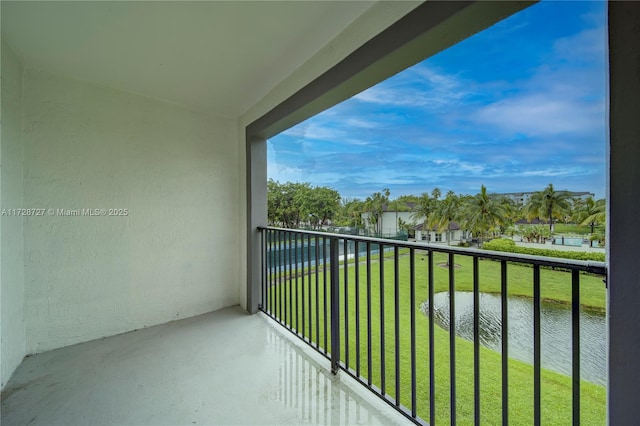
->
[246,134,267,314]
[607,2,640,424]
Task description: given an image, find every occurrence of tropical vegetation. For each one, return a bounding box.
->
[267,180,606,248]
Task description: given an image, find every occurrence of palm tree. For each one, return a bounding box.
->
[431,187,441,203]
[410,193,434,241]
[431,191,460,245]
[524,184,572,233]
[575,197,606,233]
[464,185,507,247]
[364,188,390,235]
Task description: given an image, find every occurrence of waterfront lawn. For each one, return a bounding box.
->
[266,251,606,425]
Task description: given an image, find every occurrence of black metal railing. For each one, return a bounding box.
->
[258,226,607,425]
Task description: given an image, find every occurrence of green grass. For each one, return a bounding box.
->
[554,223,604,235]
[265,251,606,425]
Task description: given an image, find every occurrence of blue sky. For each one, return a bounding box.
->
[268,1,607,200]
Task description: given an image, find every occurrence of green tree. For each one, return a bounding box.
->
[431,187,441,201]
[524,184,573,233]
[267,179,306,227]
[431,191,460,245]
[410,193,435,242]
[463,185,507,247]
[336,198,365,227]
[267,180,340,229]
[364,189,390,235]
[575,197,606,233]
[298,186,341,229]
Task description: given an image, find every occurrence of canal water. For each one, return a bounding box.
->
[422,291,606,385]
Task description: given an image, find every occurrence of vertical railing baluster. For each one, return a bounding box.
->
[572,269,581,426]
[301,233,306,337]
[278,230,283,323]
[410,248,417,419]
[367,242,372,386]
[501,260,509,426]
[295,232,299,333]
[394,246,401,407]
[428,250,435,426]
[533,264,541,426]
[260,229,265,311]
[267,231,276,317]
[330,237,340,374]
[344,239,350,369]
[473,256,481,425]
[380,243,386,395]
[315,235,320,348]
[286,231,290,328]
[449,253,456,424]
[323,237,328,353]
[308,234,312,341]
[262,229,270,312]
[288,231,293,329]
[355,241,361,378]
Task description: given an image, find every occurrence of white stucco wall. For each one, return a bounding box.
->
[1,39,27,389]
[21,69,239,354]
[380,211,414,235]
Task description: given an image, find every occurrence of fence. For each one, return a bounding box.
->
[258,226,607,425]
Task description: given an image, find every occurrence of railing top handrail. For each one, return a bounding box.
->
[259,226,607,275]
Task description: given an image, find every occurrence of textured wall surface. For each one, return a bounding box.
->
[22,69,239,354]
[1,39,26,389]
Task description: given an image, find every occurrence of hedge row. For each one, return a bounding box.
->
[483,238,605,262]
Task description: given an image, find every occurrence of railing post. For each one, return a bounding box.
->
[330,237,341,375]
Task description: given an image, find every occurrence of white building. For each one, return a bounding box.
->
[361,204,415,236]
[415,221,468,244]
[499,191,595,205]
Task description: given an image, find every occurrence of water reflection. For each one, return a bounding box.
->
[265,326,404,425]
[422,292,606,385]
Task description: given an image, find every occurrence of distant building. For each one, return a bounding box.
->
[415,221,468,244]
[361,203,415,236]
[498,191,595,205]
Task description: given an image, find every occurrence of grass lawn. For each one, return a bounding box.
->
[553,223,604,235]
[266,249,606,425]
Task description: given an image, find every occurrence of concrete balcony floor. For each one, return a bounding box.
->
[1,306,408,425]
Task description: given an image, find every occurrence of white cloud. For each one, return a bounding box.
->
[282,121,346,141]
[472,94,604,137]
[353,65,470,111]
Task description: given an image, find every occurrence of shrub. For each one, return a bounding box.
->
[483,238,605,262]
[483,238,515,251]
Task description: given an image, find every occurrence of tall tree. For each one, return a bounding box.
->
[337,198,365,227]
[463,185,507,247]
[524,184,573,233]
[364,188,390,235]
[298,186,341,229]
[431,187,441,201]
[431,191,460,245]
[410,193,435,241]
[574,197,606,233]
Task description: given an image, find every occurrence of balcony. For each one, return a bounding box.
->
[2,1,640,424]
[259,227,607,425]
[0,306,408,425]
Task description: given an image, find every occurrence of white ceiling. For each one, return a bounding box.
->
[2,1,376,117]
